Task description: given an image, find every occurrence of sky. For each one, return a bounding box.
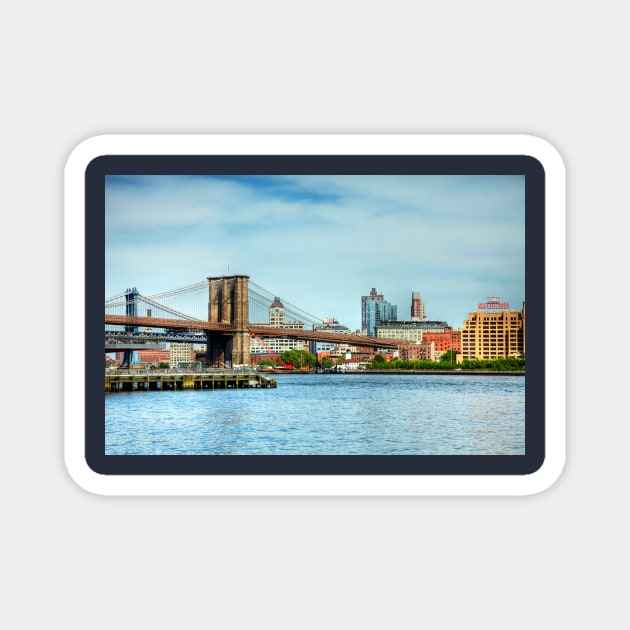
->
[105,174,525,332]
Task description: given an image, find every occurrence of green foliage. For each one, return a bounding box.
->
[440,350,458,363]
[321,356,335,369]
[256,358,277,367]
[368,355,524,371]
[279,349,316,367]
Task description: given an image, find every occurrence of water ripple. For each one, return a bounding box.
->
[106,373,525,455]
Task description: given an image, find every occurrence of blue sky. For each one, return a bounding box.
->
[105,174,525,332]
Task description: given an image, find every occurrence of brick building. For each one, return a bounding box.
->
[375,320,449,342]
[398,341,435,361]
[136,349,170,365]
[422,328,461,353]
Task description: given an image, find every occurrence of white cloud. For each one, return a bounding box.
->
[106,174,525,331]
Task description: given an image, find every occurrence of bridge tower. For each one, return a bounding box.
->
[207,275,250,367]
[121,287,140,368]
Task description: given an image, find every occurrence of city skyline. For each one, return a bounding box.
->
[105,174,525,331]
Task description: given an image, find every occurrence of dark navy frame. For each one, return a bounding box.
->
[86,154,544,476]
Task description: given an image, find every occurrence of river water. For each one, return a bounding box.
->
[105,373,525,455]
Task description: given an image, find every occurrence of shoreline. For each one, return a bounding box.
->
[270,369,526,376]
[330,369,525,376]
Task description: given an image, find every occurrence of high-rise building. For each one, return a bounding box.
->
[361,288,397,336]
[250,297,308,357]
[460,302,526,360]
[269,297,286,327]
[411,292,426,320]
[170,343,194,367]
[375,320,449,342]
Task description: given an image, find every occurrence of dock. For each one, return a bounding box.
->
[105,371,277,393]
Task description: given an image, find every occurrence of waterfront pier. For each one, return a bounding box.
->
[105,371,277,393]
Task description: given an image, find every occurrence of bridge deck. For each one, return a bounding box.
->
[104,315,398,348]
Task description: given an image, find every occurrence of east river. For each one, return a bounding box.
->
[105,372,525,456]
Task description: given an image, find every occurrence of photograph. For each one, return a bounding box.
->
[103,170,528,459]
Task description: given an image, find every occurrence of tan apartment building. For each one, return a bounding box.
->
[460,304,525,360]
[169,343,194,367]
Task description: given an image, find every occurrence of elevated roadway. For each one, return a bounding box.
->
[104,314,398,349]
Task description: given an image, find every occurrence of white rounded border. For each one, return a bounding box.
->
[64,134,565,496]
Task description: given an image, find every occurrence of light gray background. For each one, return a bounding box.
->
[2,2,624,628]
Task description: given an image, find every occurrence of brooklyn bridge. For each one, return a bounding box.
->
[105,274,398,366]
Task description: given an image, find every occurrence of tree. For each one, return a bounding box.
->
[321,356,334,369]
[440,350,458,363]
[256,358,277,367]
[279,349,316,368]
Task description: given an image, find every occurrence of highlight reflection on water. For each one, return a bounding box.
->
[105,373,525,455]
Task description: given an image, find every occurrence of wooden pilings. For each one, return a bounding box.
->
[105,372,277,393]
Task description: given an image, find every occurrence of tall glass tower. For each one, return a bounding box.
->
[361,288,397,336]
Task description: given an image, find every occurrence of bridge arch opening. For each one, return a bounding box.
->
[207,275,250,367]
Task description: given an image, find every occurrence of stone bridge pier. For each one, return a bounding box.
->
[206,275,250,367]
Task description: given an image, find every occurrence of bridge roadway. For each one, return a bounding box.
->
[104,314,398,349]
